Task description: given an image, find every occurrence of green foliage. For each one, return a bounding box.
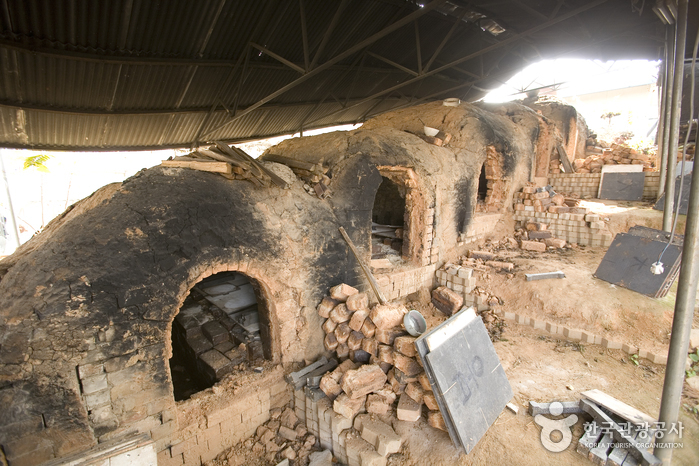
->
[23,154,52,172]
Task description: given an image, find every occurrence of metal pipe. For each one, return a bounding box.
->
[662,1,687,232]
[655,1,696,461]
[654,128,699,464]
[0,149,21,249]
[658,26,674,197]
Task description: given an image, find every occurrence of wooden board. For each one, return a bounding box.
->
[593,232,682,298]
[161,159,232,174]
[556,144,574,173]
[598,172,645,201]
[581,389,655,426]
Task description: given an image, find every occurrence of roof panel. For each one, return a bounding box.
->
[0,0,674,150]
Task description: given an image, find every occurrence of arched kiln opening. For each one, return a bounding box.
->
[371,176,406,261]
[477,163,488,203]
[169,271,270,401]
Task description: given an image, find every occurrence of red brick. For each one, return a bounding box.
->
[335,323,351,343]
[544,238,566,248]
[520,240,546,252]
[396,393,421,422]
[317,297,339,318]
[330,284,359,302]
[393,336,417,357]
[431,286,463,316]
[349,309,369,331]
[347,331,364,350]
[330,303,352,323]
[346,292,369,312]
[340,365,387,399]
[369,304,407,330]
[333,393,366,419]
[427,411,447,431]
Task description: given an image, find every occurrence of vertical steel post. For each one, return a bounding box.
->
[662,1,687,231]
[654,131,699,464]
[658,26,674,197]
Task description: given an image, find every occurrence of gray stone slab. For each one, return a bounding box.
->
[525,271,565,281]
[416,307,513,453]
[206,284,257,313]
[202,283,238,296]
[594,232,682,298]
[286,356,329,386]
[654,172,692,215]
[598,172,645,201]
[528,401,583,416]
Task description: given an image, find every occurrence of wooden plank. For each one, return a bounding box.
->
[556,144,574,173]
[196,148,250,169]
[264,153,319,172]
[215,141,290,189]
[339,226,387,304]
[581,390,655,426]
[161,159,232,174]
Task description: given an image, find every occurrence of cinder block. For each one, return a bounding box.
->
[396,393,421,422]
[563,328,582,341]
[601,338,622,350]
[622,344,639,356]
[353,414,402,457]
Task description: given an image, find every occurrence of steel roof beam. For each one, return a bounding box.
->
[303,0,609,127]
[200,0,449,140]
[414,20,422,75]
[299,0,310,71]
[250,42,305,74]
[366,51,418,76]
[310,0,350,70]
[424,9,467,73]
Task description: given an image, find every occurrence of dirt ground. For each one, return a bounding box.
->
[210,204,699,466]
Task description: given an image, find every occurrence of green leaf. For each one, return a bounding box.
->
[690,353,699,363]
[23,154,52,172]
[686,370,697,378]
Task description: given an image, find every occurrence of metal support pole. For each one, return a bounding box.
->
[662,1,687,232]
[658,26,674,197]
[654,131,699,464]
[0,149,21,249]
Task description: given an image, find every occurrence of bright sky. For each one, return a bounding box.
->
[484,59,660,102]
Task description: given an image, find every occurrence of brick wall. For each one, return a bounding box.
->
[513,210,613,247]
[458,213,503,244]
[375,264,436,302]
[548,172,661,200]
[158,366,290,466]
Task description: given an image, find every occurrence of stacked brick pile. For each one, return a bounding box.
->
[512,186,613,247]
[241,405,320,464]
[573,143,654,173]
[316,283,446,430]
[435,262,498,311]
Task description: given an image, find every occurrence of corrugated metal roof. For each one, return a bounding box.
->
[0,0,677,151]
